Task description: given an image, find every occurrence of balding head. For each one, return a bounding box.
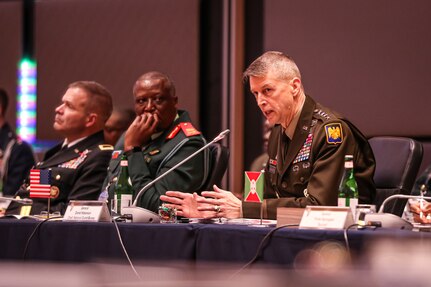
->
[133,71,175,98]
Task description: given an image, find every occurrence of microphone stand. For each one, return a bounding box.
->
[122,129,230,223]
[364,194,431,230]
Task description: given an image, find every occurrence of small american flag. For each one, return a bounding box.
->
[30,169,52,198]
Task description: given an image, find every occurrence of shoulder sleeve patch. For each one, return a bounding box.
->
[324,123,343,144]
[99,144,114,151]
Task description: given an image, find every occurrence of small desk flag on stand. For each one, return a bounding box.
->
[30,169,52,198]
[244,171,264,202]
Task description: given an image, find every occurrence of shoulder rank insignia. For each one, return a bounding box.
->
[324,123,343,144]
[99,144,113,151]
[179,122,201,137]
[166,122,201,139]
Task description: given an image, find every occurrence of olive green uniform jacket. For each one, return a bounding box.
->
[243,96,376,219]
[102,110,210,213]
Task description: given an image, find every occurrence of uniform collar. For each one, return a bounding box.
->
[63,136,87,149]
[284,97,305,140]
[150,113,179,141]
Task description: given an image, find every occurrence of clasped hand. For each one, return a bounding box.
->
[124,113,159,151]
[160,185,242,219]
[409,200,431,224]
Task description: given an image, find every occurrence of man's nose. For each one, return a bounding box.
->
[144,99,156,110]
[256,94,266,107]
[55,103,64,113]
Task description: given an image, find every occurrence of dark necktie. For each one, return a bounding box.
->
[281,133,290,164]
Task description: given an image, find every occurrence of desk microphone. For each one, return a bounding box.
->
[364,194,431,230]
[122,129,230,223]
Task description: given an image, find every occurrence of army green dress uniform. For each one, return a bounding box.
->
[243,96,376,219]
[102,110,210,213]
[15,131,112,215]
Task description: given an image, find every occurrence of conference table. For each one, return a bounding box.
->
[1,218,430,266]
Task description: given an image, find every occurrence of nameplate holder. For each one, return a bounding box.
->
[63,200,111,222]
[299,206,354,230]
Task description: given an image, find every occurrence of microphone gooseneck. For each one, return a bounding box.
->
[131,129,230,206]
[378,194,431,213]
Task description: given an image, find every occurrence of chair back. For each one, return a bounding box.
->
[201,143,230,191]
[369,136,423,216]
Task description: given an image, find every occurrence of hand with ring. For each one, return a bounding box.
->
[213,205,221,213]
[160,191,217,218]
[197,185,242,219]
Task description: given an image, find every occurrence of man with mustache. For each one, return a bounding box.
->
[161,51,376,219]
[13,81,113,215]
[101,71,210,213]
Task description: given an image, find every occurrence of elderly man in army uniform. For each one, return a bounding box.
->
[13,81,113,215]
[101,71,210,213]
[161,51,376,219]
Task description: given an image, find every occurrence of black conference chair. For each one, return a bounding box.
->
[201,142,230,191]
[369,136,423,216]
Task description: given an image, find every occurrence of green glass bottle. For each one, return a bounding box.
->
[338,155,358,208]
[113,154,133,214]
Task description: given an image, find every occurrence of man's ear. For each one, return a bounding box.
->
[86,113,98,128]
[290,77,302,96]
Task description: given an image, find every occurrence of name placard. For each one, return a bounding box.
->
[63,200,111,222]
[299,206,354,230]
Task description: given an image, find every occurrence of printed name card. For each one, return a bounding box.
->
[299,206,354,230]
[63,200,111,222]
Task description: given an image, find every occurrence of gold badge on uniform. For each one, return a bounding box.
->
[50,186,60,198]
[149,149,160,156]
[99,144,113,151]
[324,123,343,144]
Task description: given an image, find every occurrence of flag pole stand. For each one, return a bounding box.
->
[47,197,51,219]
[260,203,263,225]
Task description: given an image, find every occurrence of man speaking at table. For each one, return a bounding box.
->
[101,71,210,213]
[161,51,376,219]
[12,81,114,215]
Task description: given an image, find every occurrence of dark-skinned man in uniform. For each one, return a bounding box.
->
[161,51,376,219]
[13,81,113,215]
[101,71,210,213]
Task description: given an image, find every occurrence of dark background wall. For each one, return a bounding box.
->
[0,1,21,126]
[263,0,431,173]
[1,0,431,185]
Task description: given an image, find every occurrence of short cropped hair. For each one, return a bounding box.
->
[243,51,302,82]
[133,71,176,98]
[68,81,113,123]
[0,88,9,116]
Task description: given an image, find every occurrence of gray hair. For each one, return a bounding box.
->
[243,51,301,82]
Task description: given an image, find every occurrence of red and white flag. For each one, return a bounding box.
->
[29,169,52,198]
